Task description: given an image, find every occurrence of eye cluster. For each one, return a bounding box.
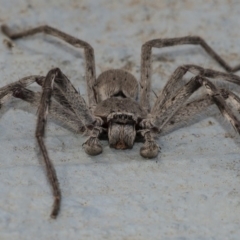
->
[108,112,136,124]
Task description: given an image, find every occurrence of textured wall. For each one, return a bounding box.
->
[0,1,240,239]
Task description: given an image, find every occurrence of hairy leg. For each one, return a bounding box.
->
[12,87,86,133]
[35,69,61,218]
[41,68,96,127]
[162,88,240,135]
[139,75,203,158]
[161,94,213,135]
[0,75,44,106]
[140,36,240,112]
[45,70,104,155]
[140,76,240,158]
[0,69,97,217]
[152,65,240,113]
[142,76,203,130]
[34,68,95,217]
[1,24,97,109]
[149,76,240,134]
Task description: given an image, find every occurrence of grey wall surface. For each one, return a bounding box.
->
[0,0,240,239]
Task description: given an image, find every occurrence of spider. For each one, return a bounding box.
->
[1,25,240,219]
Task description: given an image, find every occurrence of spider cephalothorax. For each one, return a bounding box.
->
[91,71,148,154]
[2,24,240,218]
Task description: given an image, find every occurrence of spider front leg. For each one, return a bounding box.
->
[48,68,104,155]
[1,24,97,109]
[143,64,240,131]
[152,64,240,113]
[161,93,213,134]
[162,89,240,135]
[140,72,240,158]
[11,87,86,134]
[140,36,240,112]
[140,75,202,158]
[35,69,62,218]
[148,75,240,139]
[35,67,97,218]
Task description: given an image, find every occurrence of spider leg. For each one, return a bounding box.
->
[36,76,75,114]
[140,76,240,158]
[12,87,86,133]
[220,88,240,112]
[1,24,97,109]
[139,76,202,158]
[47,68,95,126]
[161,94,213,135]
[152,65,240,113]
[140,36,240,112]
[0,75,44,106]
[150,76,203,129]
[35,69,62,218]
[150,76,240,133]
[202,79,240,134]
[35,67,98,218]
[51,69,105,155]
[162,88,240,135]
[45,69,104,155]
[149,65,240,127]
[0,73,88,133]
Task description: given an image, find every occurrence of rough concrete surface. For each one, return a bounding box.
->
[0,0,240,239]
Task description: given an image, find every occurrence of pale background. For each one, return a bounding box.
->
[0,0,240,239]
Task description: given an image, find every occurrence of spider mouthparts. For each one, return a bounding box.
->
[114,140,128,150]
